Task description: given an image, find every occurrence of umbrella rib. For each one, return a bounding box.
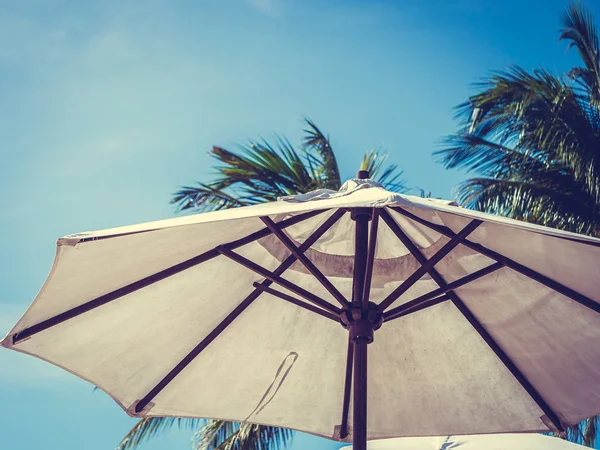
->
[384,212,566,433]
[339,340,354,439]
[8,208,327,345]
[383,262,504,322]
[391,207,600,316]
[384,293,452,320]
[133,209,347,415]
[361,209,379,311]
[261,216,350,308]
[252,282,339,322]
[376,209,482,313]
[218,246,342,315]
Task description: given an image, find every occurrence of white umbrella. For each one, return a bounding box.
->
[341,434,588,450]
[4,172,600,450]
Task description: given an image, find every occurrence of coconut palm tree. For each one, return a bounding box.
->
[171,120,404,212]
[437,2,600,446]
[437,2,600,237]
[115,119,406,450]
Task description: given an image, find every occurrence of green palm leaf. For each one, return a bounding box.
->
[116,417,202,450]
[437,65,600,235]
[172,121,405,213]
[302,118,341,189]
[360,150,405,192]
[193,420,293,450]
[560,2,600,106]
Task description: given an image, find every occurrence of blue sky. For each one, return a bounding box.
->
[1,1,598,449]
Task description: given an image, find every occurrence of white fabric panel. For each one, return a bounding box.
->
[342,434,587,450]
[374,278,440,308]
[455,268,600,425]
[11,216,266,331]
[433,243,497,284]
[440,212,600,304]
[395,194,600,245]
[150,292,347,437]
[368,302,546,437]
[14,256,264,409]
[385,209,444,249]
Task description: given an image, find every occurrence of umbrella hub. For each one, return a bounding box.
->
[339,302,383,344]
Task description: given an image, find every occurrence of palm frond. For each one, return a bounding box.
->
[583,415,599,447]
[172,141,325,212]
[560,2,600,104]
[454,177,597,234]
[194,420,293,450]
[173,120,409,212]
[360,150,406,192]
[302,118,341,189]
[116,417,202,450]
[437,133,550,177]
[172,182,248,212]
[438,64,600,236]
[551,416,599,447]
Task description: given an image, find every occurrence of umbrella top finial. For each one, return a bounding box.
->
[357,170,370,179]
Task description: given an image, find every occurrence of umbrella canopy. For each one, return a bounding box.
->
[4,175,600,449]
[341,434,588,450]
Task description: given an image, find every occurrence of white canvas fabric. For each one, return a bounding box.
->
[3,178,600,440]
[341,434,587,450]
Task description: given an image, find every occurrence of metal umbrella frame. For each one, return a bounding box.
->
[4,170,600,450]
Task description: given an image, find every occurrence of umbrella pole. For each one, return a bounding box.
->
[351,170,373,450]
[353,338,368,450]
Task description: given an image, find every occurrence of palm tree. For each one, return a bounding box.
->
[437,1,600,446]
[437,2,600,237]
[171,119,404,212]
[116,119,406,450]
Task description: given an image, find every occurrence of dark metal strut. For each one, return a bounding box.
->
[384,293,452,321]
[384,262,504,322]
[339,340,354,439]
[362,209,379,311]
[252,282,339,322]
